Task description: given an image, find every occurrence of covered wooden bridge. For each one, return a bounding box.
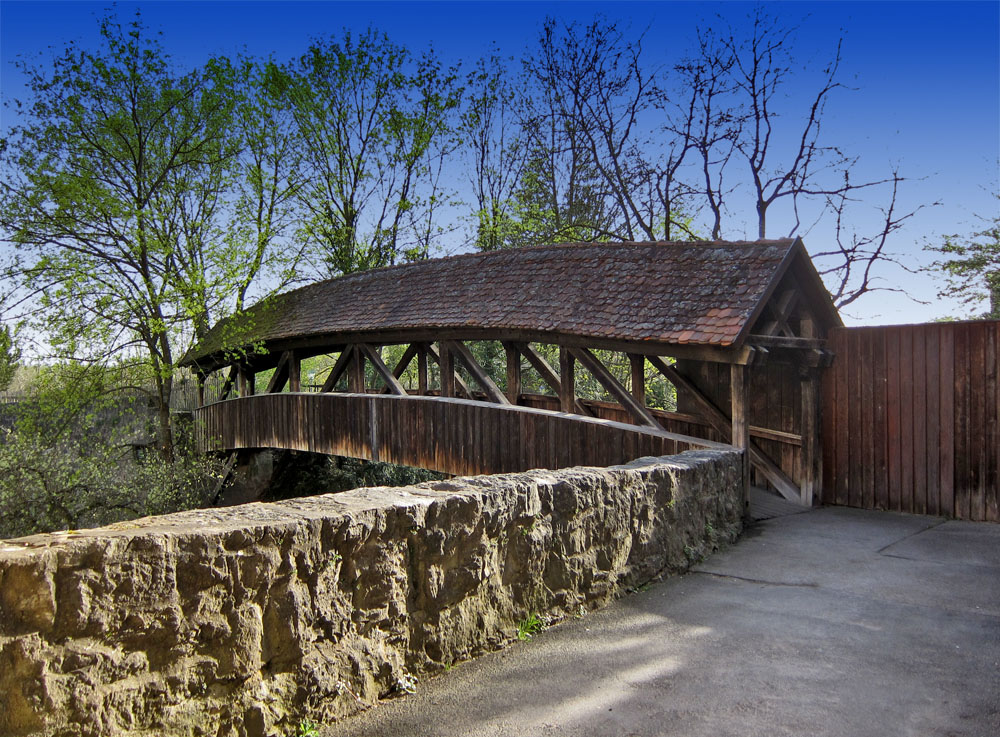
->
[180,238,841,508]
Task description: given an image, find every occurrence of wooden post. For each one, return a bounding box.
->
[505,343,521,404]
[730,363,750,517]
[559,346,575,413]
[630,354,645,406]
[288,350,301,392]
[196,373,205,408]
[238,365,255,397]
[800,367,822,507]
[440,342,455,398]
[349,344,365,393]
[417,345,428,395]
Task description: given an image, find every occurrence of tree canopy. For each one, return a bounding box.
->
[926,199,1000,319]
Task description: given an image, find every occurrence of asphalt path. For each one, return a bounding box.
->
[324,507,1000,737]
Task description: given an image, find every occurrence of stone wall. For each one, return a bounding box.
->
[0,449,742,737]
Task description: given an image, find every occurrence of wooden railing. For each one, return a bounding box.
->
[194,393,729,477]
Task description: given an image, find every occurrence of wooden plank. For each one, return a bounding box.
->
[630,354,646,406]
[289,350,301,393]
[731,363,751,515]
[559,347,576,414]
[349,344,366,394]
[861,330,876,509]
[987,323,1000,522]
[447,340,511,404]
[799,368,821,507]
[885,327,901,512]
[358,343,407,395]
[846,330,862,507]
[938,325,955,517]
[505,343,522,404]
[912,327,928,514]
[924,327,941,516]
[834,329,851,507]
[898,328,914,513]
[872,329,889,512]
[418,344,429,395]
[821,334,837,504]
[569,347,661,430]
[971,322,986,520]
[954,324,970,519]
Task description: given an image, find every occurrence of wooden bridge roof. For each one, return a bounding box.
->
[182,238,840,371]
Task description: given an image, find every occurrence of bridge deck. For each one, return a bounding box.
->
[196,393,729,477]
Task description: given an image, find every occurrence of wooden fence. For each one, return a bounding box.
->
[822,321,999,521]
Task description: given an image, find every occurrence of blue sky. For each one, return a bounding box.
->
[1,0,998,325]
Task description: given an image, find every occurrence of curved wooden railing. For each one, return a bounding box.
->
[194,393,730,476]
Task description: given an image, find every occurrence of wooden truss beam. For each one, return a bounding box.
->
[761,289,799,337]
[219,366,237,401]
[266,351,291,394]
[425,343,473,399]
[321,346,356,393]
[647,355,802,503]
[569,347,661,430]
[358,343,407,395]
[509,342,592,416]
[445,340,511,405]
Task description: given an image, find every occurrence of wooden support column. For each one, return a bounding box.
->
[349,344,365,393]
[417,344,429,395]
[238,365,255,397]
[559,346,575,413]
[630,354,645,406]
[288,350,301,392]
[800,366,822,507]
[439,342,455,398]
[517,342,592,416]
[505,343,522,404]
[196,373,205,408]
[730,363,750,517]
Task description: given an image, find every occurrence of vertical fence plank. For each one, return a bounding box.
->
[835,329,851,507]
[912,327,928,515]
[924,327,941,516]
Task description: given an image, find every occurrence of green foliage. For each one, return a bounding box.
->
[1,10,307,456]
[283,28,461,276]
[516,612,545,641]
[294,720,320,737]
[0,363,227,540]
[0,325,20,391]
[925,201,1000,319]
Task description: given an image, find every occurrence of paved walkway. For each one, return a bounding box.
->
[325,507,1000,737]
